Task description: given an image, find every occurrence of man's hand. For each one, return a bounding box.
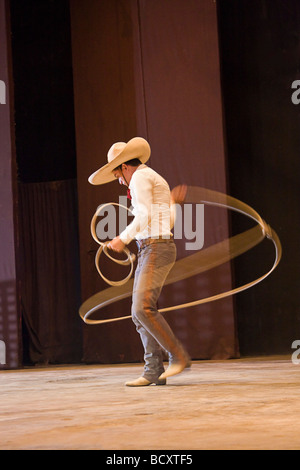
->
[107,236,125,253]
[171,184,187,204]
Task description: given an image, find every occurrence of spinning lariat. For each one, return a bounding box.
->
[79,185,282,325]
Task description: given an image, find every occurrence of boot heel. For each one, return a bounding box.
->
[155,378,166,385]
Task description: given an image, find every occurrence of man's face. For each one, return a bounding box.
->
[113,164,132,186]
[113,167,126,186]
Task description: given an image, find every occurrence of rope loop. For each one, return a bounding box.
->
[80,186,282,325]
[91,202,136,287]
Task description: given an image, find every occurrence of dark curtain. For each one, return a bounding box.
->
[9,0,81,365]
[0,0,21,369]
[134,0,237,361]
[18,179,82,364]
[218,0,300,355]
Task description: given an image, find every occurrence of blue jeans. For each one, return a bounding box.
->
[132,240,188,381]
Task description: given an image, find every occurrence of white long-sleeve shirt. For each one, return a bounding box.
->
[119,164,174,244]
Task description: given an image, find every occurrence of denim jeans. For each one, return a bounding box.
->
[132,240,188,381]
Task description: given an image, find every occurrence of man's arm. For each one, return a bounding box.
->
[108,171,153,251]
[119,172,153,245]
[107,236,125,253]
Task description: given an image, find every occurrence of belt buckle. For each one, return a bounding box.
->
[136,239,143,252]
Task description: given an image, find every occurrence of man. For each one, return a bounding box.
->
[89,137,190,386]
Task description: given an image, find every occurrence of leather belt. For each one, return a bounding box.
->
[135,237,174,252]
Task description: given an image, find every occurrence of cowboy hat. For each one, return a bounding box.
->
[88,137,151,185]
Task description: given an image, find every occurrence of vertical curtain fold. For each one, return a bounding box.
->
[70,0,239,362]
[18,179,82,364]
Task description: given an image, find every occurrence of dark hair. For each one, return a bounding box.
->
[114,158,141,171]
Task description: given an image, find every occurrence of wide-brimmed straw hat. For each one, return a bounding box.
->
[88,137,151,185]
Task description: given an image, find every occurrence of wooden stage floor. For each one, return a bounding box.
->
[0,356,299,450]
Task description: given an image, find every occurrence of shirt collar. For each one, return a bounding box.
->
[129,164,147,188]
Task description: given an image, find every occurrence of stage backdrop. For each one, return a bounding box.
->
[70,0,239,363]
[9,0,82,365]
[0,0,21,369]
[218,0,300,355]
